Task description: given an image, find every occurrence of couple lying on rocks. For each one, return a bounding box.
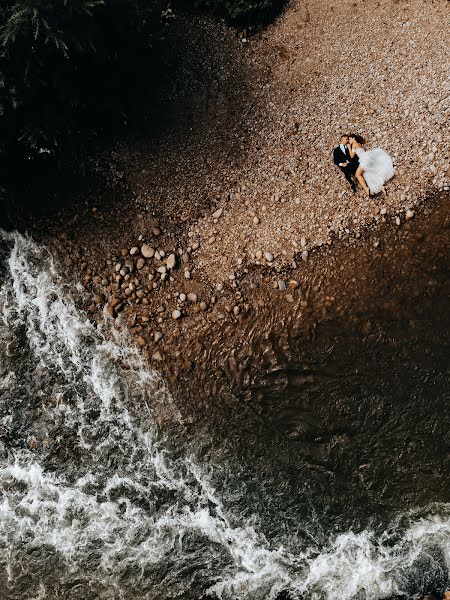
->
[334,133,395,197]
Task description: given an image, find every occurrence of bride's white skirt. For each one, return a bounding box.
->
[359,148,395,194]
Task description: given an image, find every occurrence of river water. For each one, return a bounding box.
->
[0,231,449,600]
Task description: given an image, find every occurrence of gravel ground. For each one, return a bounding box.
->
[184,0,450,282]
[42,0,449,362]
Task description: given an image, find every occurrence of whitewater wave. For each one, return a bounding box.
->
[0,232,448,600]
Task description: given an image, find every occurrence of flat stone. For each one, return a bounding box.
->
[130,247,139,255]
[278,280,287,291]
[136,258,145,270]
[141,244,155,258]
[166,254,176,269]
[212,207,223,219]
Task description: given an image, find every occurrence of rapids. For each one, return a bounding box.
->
[0,232,449,599]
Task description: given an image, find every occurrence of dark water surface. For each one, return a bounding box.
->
[0,222,449,599]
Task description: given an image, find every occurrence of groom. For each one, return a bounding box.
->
[333,134,359,192]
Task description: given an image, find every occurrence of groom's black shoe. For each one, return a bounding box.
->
[351,184,356,193]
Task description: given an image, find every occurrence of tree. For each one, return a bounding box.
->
[0,0,162,162]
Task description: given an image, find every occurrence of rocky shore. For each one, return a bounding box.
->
[30,0,448,367]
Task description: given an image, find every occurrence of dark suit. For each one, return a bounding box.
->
[333,145,359,189]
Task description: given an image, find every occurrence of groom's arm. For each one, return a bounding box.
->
[333,148,346,168]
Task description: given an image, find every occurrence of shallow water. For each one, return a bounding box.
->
[0,232,449,599]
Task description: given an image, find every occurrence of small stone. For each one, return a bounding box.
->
[154,331,163,342]
[141,244,155,258]
[395,216,401,226]
[286,294,294,303]
[212,207,223,219]
[136,336,146,346]
[172,310,182,320]
[179,293,186,302]
[152,351,163,361]
[255,250,263,260]
[278,280,287,291]
[264,252,274,262]
[253,216,260,225]
[380,207,388,215]
[289,280,299,289]
[182,252,190,264]
[157,266,167,274]
[136,258,145,270]
[233,305,241,316]
[153,227,161,236]
[216,283,224,292]
[301,250,309,262]
[187,293,198,303]
[184,270,191,279]
[130,247,139,255]
[192,242,200,250]
[199,301,208,311]
[166,254,176,269]
[405,210,415,221]
[300,237,307,248]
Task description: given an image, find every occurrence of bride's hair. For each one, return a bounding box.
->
[349,134,366,145]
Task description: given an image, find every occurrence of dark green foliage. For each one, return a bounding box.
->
[0,0,162,162]
[192,0,284,26]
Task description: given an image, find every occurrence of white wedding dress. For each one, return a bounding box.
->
[354,147,395,194]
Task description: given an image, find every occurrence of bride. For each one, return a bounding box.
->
[348,134,395,197]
